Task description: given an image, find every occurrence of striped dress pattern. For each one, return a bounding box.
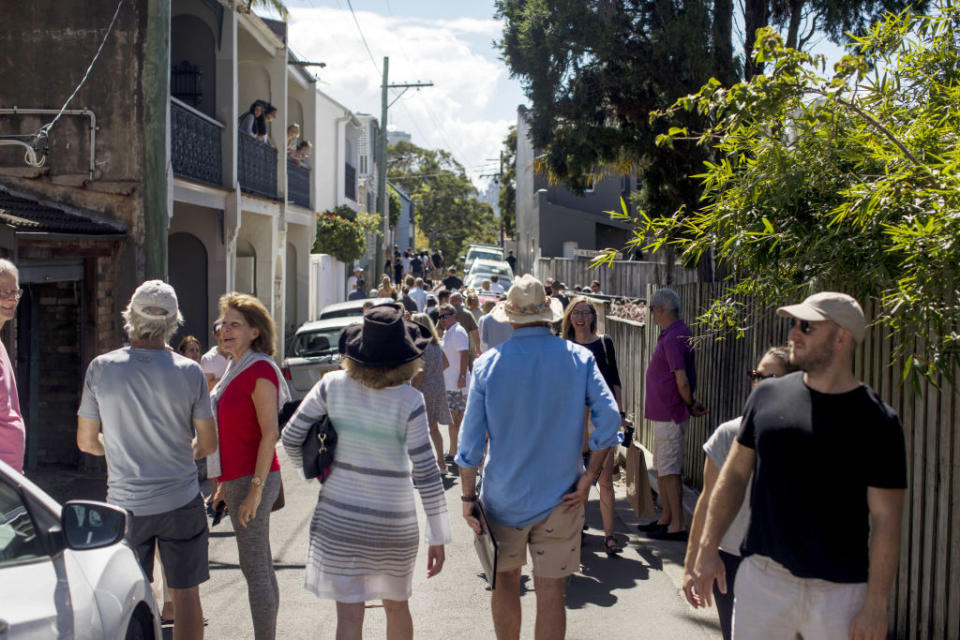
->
[281,370,452,603]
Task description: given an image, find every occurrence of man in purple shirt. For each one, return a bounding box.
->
[641,288,706,540]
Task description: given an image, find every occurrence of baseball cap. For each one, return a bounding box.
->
[776,291,865,343]
[130,280,179,319]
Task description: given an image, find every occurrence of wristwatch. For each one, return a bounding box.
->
[461,494,478,502]
[250,476,264,488]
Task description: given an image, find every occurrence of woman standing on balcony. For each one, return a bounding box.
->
[260,105,278,147]
[239,100,265,138]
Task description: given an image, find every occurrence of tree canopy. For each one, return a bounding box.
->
[626,3,960,381]
[496,0,926,220]
[386,140,498,263]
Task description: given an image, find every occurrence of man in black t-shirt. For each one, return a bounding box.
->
[442,266,463,292]
[692,292,906,640]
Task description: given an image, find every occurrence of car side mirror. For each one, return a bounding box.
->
[61,501,127,551]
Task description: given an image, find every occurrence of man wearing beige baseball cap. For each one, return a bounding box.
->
[692,291,907,640]
[456,274,620,639]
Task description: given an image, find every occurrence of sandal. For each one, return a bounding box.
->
[603,535,622,556]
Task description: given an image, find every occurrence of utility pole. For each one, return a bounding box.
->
[374,56,433,278]
[480,151,505,247]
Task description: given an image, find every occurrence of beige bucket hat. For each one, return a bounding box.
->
[490,274,564,325]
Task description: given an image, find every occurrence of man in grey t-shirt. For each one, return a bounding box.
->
[78,280,217,640]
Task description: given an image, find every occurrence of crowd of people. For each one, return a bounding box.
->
[0,246,908,640]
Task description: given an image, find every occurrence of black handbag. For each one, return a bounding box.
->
[302,415,337,481]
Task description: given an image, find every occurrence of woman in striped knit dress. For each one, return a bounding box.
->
[282,303,452,639]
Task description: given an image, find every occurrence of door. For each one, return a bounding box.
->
[168,232,209,350]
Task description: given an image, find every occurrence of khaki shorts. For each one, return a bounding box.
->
[487,502,584,579]
[733,555,867,640]
[652,419,684,477]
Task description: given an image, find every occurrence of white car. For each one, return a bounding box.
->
[280,316,361,423]
[463,245,504,273]
[465,258,514,291]
[316,297,393,320]
[0,460,161,639]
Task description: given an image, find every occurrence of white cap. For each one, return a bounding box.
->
[130,280,179,319]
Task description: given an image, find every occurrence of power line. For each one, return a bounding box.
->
[41,0,124,136]
[344,0,381,75]
[39,0,125,138]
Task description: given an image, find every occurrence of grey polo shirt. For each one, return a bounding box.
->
[78,347,213,516]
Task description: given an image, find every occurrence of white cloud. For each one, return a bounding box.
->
[286,7,516,184]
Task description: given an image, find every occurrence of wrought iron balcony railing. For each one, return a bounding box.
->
[239,134,278,200]
[170,97,222,187]
[287,160,310,209]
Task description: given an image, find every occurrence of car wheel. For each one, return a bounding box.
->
[123,607,153,640]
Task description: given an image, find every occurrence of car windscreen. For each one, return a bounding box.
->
[471,264,512,277]
[293,329,343,357]
[317,308,362,320]
[469,250,501,262]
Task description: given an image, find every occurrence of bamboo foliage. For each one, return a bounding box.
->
[603,281,960,638]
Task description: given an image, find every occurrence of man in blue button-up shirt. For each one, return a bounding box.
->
[456,274,620,640]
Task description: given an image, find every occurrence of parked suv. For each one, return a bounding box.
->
[463,244,503,273]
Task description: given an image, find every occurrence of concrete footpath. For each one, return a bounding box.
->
[26,444,720,639]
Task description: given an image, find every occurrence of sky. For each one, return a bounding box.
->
[277,0,523,187]
[272,1,849,190]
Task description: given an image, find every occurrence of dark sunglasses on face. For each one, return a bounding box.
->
[439,313,454,319]
[790,318,814,334]
[749,370,777,381]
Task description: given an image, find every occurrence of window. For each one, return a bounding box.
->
[0,481,45,564]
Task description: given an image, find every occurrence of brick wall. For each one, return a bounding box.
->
[31,281,82,465]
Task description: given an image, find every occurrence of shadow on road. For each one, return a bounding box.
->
[567,533,652,609]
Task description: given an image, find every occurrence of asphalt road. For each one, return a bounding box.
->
[197,444,721,639]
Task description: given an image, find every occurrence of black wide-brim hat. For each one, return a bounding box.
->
[338,302,431,367]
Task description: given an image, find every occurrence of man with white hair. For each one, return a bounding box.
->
[0,259,25,473]
[692,292,906,640]
[77,280,217,640]
[641,287,706,541]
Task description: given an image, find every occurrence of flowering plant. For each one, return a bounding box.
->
[313,209,366,262]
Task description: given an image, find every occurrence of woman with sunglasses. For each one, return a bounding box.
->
[681,346,796,640]
[560,297,628,555]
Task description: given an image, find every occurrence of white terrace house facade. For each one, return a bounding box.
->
[168,1,373,347]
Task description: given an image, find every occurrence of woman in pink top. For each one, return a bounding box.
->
[0,259,25,473]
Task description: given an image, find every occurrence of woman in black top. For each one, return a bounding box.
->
[561,296,626,555]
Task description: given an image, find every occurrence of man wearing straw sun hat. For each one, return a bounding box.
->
[456,274,620,640]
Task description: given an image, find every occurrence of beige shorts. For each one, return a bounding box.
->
[652,419,684,476]
[487,502,585,579]
[733,555,867,640]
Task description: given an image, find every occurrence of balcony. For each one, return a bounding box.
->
[170,97,222,187]
[345,162,357,201]
[239,134,278,200]
[287,160,310,209]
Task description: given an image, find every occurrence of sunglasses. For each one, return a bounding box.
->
[439,313,454,319]
[790,319,815,334]
[748,370,777,381]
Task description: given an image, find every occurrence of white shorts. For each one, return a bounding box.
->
[652,419,684,476]
[732,555,867,640]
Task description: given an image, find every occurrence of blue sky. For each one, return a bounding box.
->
[273,1,849,187]
[277,0,523,184]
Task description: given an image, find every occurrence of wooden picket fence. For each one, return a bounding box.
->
[535,256,696,298]
[598,281,960,639]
